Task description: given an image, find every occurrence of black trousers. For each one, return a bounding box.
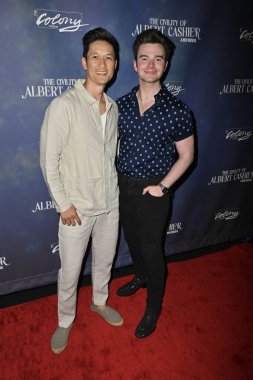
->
[118,173,171,309]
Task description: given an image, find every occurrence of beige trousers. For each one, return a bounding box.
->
[57,208,119,328]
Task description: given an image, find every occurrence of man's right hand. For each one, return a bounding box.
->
[60,205,82,226]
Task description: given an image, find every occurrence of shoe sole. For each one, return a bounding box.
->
[51,344,67,354]
[135,327,156,339]
[90,304,123,326]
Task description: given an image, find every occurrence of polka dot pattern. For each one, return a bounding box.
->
[117,85,193,178]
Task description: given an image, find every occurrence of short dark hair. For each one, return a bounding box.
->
[82,27,119,61]
[133,29,175,62]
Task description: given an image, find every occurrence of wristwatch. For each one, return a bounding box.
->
[158,182,170,194]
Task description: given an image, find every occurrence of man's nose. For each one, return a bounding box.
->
[147,59,155,67]
[98,57,106,65]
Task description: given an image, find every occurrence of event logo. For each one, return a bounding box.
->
[34,9,88,32]
[132,18,201,43]
[220,79,253,95]
[208,168,253,185]
[32,200,56,213]
[215,209,240,221]
[22,78,76,99]
[51,242,59,254]
[165,81,185,96]
[0,257,11,270]
[167,222,183,234]
[240,27,253,44]
[226,128,253,141]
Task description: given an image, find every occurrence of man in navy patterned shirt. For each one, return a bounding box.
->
[116,29,195,338]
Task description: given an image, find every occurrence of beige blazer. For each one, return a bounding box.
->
[40,79,119,215]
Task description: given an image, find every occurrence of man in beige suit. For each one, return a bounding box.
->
[40,27,123,355]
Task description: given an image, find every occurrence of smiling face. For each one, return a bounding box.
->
[134,43,168,85]
[82,40,117,87]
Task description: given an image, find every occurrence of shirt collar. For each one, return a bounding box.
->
[130,83,169,103]
[75,79,112,111]
[154,83,169,100]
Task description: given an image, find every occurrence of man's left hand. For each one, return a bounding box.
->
[142,185,164,197]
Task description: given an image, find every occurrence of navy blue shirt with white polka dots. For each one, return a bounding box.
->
[117,84,194,179]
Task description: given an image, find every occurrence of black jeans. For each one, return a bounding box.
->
[118,173,171,310]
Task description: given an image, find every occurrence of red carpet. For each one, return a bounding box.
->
[1,242,253,380]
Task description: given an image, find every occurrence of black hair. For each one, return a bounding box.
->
[82,27,119,61]
[133,29,175,62]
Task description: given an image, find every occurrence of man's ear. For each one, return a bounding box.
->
[133,60,138,73]
[82,57,87,71]
[164,61,169,73]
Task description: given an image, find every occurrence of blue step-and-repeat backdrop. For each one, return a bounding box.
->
[0,0,252,295]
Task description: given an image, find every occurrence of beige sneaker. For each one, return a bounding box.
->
[90,304,123,326]
[50,325,72,354]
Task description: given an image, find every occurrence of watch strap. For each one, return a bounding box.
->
[158,182,170,194]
